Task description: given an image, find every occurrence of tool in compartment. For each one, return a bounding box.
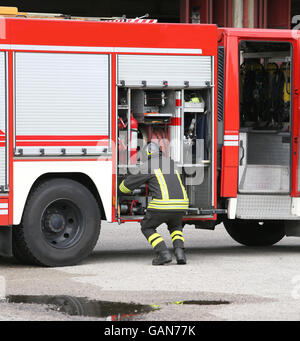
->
[119,199,145,215]
[144,90,166,107]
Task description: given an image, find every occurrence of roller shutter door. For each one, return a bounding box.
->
[15,52,110,156]
[117,54,212,87]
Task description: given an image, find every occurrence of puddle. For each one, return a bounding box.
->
[5,295,230,320]
[170,300,230,306]
[6,295,157,321]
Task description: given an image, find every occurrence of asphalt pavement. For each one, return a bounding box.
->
[0,221,300,321]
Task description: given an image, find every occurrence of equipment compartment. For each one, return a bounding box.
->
[238,41,292,194]
[115,54,215,221]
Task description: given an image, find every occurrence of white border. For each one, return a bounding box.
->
[0,44,202,55]
[224,141,239,146]
[224,135,239,140]
[13,160,113,224]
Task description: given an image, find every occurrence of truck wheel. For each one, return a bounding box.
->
[12,178,101,267]
[12,227,34,264]
[223,220,285,246]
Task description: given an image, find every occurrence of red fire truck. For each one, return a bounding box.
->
[0,7,298,266]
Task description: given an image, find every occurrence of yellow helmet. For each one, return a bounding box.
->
[145,142,161,158]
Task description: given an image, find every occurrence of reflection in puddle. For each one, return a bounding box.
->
[6,295,230,320]
[7,295,156,321]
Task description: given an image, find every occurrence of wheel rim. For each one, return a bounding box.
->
[41,199,83,249]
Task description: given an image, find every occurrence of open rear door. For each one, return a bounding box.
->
[291,38,300,197]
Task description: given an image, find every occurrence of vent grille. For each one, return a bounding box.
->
[217,47,225,122]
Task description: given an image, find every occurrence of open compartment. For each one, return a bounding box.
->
[115,54,215,220]
[238,41,292,194]
[181,89,213,211]
[117,87,175,219]
[116,85,215,220]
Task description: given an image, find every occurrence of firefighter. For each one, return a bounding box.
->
[119,142,189,265]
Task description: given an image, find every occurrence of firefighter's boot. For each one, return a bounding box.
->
[152,250,172,266]
[174,247,186,265]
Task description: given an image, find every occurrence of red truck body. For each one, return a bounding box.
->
[0,14,298,265]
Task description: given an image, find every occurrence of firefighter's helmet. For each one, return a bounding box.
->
[144,142,161,158]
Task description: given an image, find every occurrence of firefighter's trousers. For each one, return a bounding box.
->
[141,210,184,252]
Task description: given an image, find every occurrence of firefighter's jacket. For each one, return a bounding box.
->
[119,155,189,211]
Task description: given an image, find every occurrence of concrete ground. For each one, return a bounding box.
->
[0,222,300,321]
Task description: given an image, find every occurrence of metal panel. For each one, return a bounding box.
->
[247,133,290,166]
[239,165,289,193]
[236,194,298,220]
[117,55,212,87]
[15,53,110,155]
[0,52,7,190]
[239,132,290,194]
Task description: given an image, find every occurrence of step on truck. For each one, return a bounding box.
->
[0,7,299,266]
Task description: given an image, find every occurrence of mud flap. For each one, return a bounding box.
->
[285,221,300,237]
[0,227,12,257]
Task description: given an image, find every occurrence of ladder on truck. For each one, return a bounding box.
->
[0,6,158,23]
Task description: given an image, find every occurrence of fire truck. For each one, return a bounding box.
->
[0,7,298,266]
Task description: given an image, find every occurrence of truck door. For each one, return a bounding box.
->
[291,38,300,197]
[235,39,298,220]
[238,41,292,195]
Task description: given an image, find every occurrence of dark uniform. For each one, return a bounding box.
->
[119,144,189,265]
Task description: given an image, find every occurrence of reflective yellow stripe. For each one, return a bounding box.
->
[148,203,189,209]
[172,235,184,243]
[176,170,188,201]
[148,204,189,210]
[152,199,189,203]
[148,202,188,207]
[152,237,164,248]
[158,169,169,200]
[148,201,189,208]
[148,233,165,248]
[148,233,161,244]
[119,180,131,194]
[170,230,183,238]
[154,169,169,200]
[150,200,188,205]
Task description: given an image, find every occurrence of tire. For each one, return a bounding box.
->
[12,226,34,264]
[12,178,101,267]
[223,219,285,246]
